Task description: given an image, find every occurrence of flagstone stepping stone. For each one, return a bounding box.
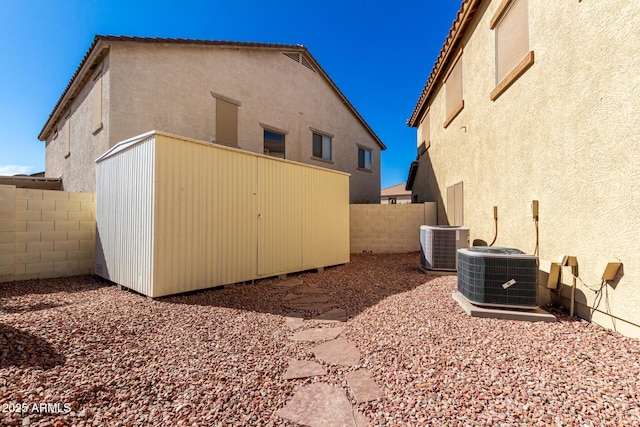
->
[285,302,338,312]
[290,327,345,342]
[294,285,326,294]
[283,293,304,301]
[312,308,347,322]
[272,278,303,288]
[289,295,331,304]
[284,316,305,330]
[283,358,327,380]
[345,368,384,402]
[276,383,369,427]
[312,339,361,366]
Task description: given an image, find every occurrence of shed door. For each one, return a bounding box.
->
[256,157,304,276]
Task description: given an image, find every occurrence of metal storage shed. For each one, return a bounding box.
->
[95,130,350,297]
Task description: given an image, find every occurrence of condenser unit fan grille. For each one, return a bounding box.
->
[457,247,538,308]
[420,226,469,271]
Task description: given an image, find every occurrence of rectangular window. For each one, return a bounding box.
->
[92,72,102,133]
[444,51,464,128]
[216,98,238,145]
[263,129,285,159]
[358,147,372,170]
[63,115,71,158]
[312,133,332,161]
[490,0,534,100]
[418,109,430,153]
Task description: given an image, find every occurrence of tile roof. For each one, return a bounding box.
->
[381,183,412,197]
[407,0,482,127]
[38,36,385,150]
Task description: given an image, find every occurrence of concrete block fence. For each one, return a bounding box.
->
[350,203,437,254]
[0,185,95,283]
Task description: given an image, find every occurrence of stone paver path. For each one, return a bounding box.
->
[284,316,305,331]
[312,339,361,366]
[290,327,345,342]
[313,308,347,322]
[275,383,369,427]
[274,277,383,425]
[345,369,384,403]
[282,359,326,380]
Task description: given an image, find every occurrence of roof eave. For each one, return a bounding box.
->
[302,49,386,151]
[407,0,482,127]
[38,37,109,141]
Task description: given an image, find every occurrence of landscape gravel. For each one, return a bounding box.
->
[1,252,639,426]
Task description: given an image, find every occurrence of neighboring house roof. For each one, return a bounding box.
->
[407,0,481,127]
[38,35,386,150]
[381,183,412,198]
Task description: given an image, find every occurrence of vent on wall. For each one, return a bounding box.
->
[420,225,470,271]
[282,52,317,72]
[457,247,538,309]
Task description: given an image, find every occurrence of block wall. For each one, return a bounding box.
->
[350,203,437,254]
[0,185,95,283]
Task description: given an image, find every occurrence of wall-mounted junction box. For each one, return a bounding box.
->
[539,259,560,289]
[596,256,622,281]
[528,200,539,218]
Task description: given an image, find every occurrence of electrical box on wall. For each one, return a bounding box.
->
[596,256,622,281]
[527,200,539,218]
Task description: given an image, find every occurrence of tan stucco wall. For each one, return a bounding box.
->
[45,56,110,193]
[93,43,380,203]
[411,1,640,336]
[350,203,437,253]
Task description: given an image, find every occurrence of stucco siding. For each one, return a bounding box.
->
[45,55,111,193]
[412,1,640,334]
[107,43,381,203]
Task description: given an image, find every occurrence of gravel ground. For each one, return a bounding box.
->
[1,253,639,426]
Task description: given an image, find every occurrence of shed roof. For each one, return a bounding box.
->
[407,0,482,127]
[39,35,386,150]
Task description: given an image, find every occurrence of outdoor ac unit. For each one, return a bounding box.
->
[457,247,538,309]
[420,225,470,271]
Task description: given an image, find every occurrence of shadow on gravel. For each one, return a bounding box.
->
[0,275,108,299]
[162,253,440,319]
[0,324,66,370]
[0,302,71,314]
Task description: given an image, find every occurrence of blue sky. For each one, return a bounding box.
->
[0,0,461,188]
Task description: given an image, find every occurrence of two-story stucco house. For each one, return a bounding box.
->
[407,0,640,337]
[38,36,385,203]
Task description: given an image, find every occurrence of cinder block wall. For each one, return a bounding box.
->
[350,203,437,253]
[0,185,95,283]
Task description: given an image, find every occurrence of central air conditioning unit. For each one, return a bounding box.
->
[457,247,538,309]
[420,225,470,271]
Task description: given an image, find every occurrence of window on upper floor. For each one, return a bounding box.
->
[263,129,286,159]
[92,71,103,134]
[63,114,71,158]
[216,98,239,146]
[312,132,332,161]
[357,146,372,171]
[444,51,464,128]
[418,109,430,155]
[490,0,535,101]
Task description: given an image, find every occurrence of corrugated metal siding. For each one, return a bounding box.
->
[96,131,349,298]
[95,135,155,295]
[153,134,258,297]
[302,166,350,269]
[257,158,304,276]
